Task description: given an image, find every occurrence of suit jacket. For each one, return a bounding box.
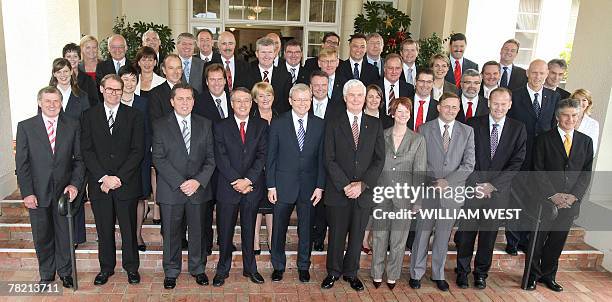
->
[152,113,216,205]
[399,65,418,86]
[445,57,479,86]
[266,112,326,204]
[555,87,571,100]
[302,57,320,84]
[148,81,173,122]
[309,97,341,121]
[193,91,233,123]
[420,119,475,208]
[245,63,292,113]
[81,103,144,200]
[64,91,90,120]
[324,113,385,208]
[225,57,251,92]
[95,58,131,86]
[466,115,527,208]
[16,114,85,207]
[328,73,349,114]
[456,94,489,123]
[278,63,308,85]
[132,95,152,196]
[180,56,205,95]
[533,128,593,218]
[506,65,528,91]
[367,57,384,78]
[407,93,439,131]
[378,79,415,118]
[77,71,100,106]
[214,116,268,204]
[507,86,560,170]
[337,59,380,87]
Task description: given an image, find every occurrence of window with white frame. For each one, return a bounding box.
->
[514,0,542,66]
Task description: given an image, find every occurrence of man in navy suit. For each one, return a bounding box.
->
[278,39,308,85]
[378,53,415,128]
[212,87,268,286]
[218,31,251,93]
[499,39,527,90]
[445,33,478,89]
[337,33,380,87]
[303,32,340,82]
[506,59,560,256]
[544,59,571,100]
[267,83,326,283]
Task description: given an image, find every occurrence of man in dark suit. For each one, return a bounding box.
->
[152,83,215,289]
[245,37,292,113]
[142,29,164,75]
[445,33,479,89]
[456,69,489,123]
[544,59,571,99]
[318,48,347,111]
[479,61,501,99]
[303,32,340,82]
[337,34,380,87]
[81,74,144,285]
[400,39,420,86]
[321,79,385,291]
[194,63,233,122]
[211,87,268,286]
[455,88,527,289]
[218,31,251,92]
[506,59,561,255]
[524,98,593,292]
[148,54,184,122]
[267,84,326,283]
[378,53,415,126]
[408,69,439,132]
[176,33,205,95]
[278,39,308,85]
[196,28,221,64]
[96,35,130,93]
[499,39,528,90]
[15,86,85,288]
[366,33,384,77]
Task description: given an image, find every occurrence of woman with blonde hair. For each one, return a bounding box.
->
[571,89,599,154]
[79,35,101,82]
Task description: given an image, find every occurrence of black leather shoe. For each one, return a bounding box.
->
[386,282,396,290]
[372,280,382,288]
[474,276,487,289]
[127,271,140,284]
[153,219,161,225]
[313,242,324,252]
[540,279,563,292]
[194,273,209,285]
[39,277,55,284]
[94,271,114,285]
[525,277,537,291]
[137,244,147,252]
[343,276,364,291]
[243,271,264,284]
[409,278,421,289]
[212,275,226,287]
[456,274,469,289]
[298,270,310,282]
[60,276,73,288]
[321,275,339,289]
[431,279,449,291]
[271,269,284,282]
[505,245,518,256]
[254,249,261,255]
[164,277,176,289]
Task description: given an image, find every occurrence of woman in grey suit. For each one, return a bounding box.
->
[371,97,427,290]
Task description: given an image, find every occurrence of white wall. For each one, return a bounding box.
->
[0,0,16,199]
[3,0,81,137]
[122,0,169,25]
[534,0,572,60]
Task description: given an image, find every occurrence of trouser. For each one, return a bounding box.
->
[312,201,327,245]
[326,202,370,278]
[29,198,71,280]
[215,198,258,277]
[272,200,313,271]
[410,215,455,281]
[527,210,573,281]
[370,200,411,281]
[456,213,500,279]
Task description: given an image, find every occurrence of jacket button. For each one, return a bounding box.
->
[393,156,397,159]
[110,154,115,159]
[392,167,396,171]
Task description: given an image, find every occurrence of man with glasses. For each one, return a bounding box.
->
[279,39,308,85]
[456,69,489,123]
[408,69,439,131]
[81,74,145,286]
[303,32,340,81]
[317,48,347,113]
[96,34,130,99]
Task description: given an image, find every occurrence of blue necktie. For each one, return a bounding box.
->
[297,119,305,151]
[533,93,541,118]
[353,63,359,79]
[500,66,509,88]
[183,60,191,83]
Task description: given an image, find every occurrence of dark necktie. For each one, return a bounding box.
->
[442,124,450,152]
[263,70,269,83]
[290,67,296,84]
[297,119,305,151]
[353,63,359,79]
[490,123,499,159]
[225,60,233,91]
[351,115,359,149]
[533,92,541,118]
[500,66,509,88]
[108,109,115,134]
[215,98,225,118]
[388,84,396,106]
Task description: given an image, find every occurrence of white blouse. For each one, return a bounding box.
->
[135,73,166,96]
[578,114,599,155]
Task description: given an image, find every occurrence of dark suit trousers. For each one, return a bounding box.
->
[527,210,573,281]
[312,202,328,245]
[90,195,139,273]
[160,202,206,278]
[215,197,258,277]
[272,200,313,271]
[29,198,71,280]
[456,212,500,278]
[204,200,215,252]
[326,202,370,277]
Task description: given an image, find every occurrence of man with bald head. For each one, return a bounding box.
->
[506,59,560,256]
[218,31,250,92]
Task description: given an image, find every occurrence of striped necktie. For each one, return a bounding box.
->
[297,119,305,151]
[47,119,56,154]
[182,119,191,154]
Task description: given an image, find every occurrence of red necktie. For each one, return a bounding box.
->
[454,59,461,88]
[47,119,56,154]
[415,100,425,132]
[240,121,246,144]
[263,70,269,83]
[466,101,473,119]
[225,60,233,91]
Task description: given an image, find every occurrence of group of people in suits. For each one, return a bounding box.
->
[15,28,597,294]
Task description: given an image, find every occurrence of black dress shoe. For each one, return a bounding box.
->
[456,274,469,289]
[474,276,487,289]
[505,245,518,256]
[164,277,176,289]
[409,278,421,289]
[39,277,55,284]
[372,280,382,288]
[254,249,261,255]
[321,275,339,289]
[206,248,212,256]
[271,269,284,282]
[153,219,161,225]
[343,276,364,291]
[540,279,563,292]
[298,270,310,282]
[431,279,449,291]
[525,277,537,291]
[137,244,147,252]
[313,242,324,252]
[94,271,114,285]
[60,276,73,288]
[386,282,396,290]
[212,275,225,287]
[194,273,209,285]
[127,271,141,284]
[244,271,265,284]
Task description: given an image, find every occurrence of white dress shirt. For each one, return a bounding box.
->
[121,96,134,107]
[291,110,308,135]
[384,78,400,110]
[58,85,71,111]
[483,85,498,99]
[558,127,574,145]
[135,72,166,96]
[113,58,126,71]
[349,58,363,77]
[312,97,328,119]
[41,113,57,134]
[199,52,213,62]
[286,62,300,82]
[500,64,513,86]
[234,115,249,132]
[402,62,417,83]
[211,91,229,117]
[489,115,506,140]
[450,56,464,72]
[259,65,273,81]
[438,118,456,138]
[578,114,600,154]
[461,94,479,117]
[222,56,236,84]
[175,112,191,131]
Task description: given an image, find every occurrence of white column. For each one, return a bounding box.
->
[169,0,188,38]
[0,1,16,199]
[339,0,362,59]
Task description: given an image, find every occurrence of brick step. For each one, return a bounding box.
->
[0,241,602,273]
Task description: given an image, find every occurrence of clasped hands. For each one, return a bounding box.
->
[549,193,577,209]
[343,181,364,199]
[475,182,497,199]
[180,179,201,197]
[100,176,121,194]
[231,178,253,195]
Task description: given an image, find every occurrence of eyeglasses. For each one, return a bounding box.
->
[318,59,337,66]
[324,40,339,46]
[104,87,123,95]
[291,98,311,103]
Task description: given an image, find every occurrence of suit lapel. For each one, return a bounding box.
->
[340,113,357,150]
[112,104,126,137]
[34,115,54,157]
[480,118,493,167]
[285,113,301,152]
[189,116,201,158]
[53,115,68,160]
[168,114,189,157]
[244,118,257,146]
[231,117,244,145]
[551,130,569,159]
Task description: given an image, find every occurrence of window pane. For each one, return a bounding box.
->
[310,0,335,23]
[309,0,323,22]
[515,32,537,49]
[516,14,539,31]
[273,0,287,21]
[518,0,541,13]
[193,0,221,19]
[288,0,301,21]
[307,31,325,58]
[256,0,272,20]
[229,0,244,19]
[323,0,336,23]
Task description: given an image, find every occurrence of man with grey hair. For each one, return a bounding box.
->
[176,32,205,95]
[544,59,570,100]
[246,37,292,113]
[266,32,282,67]
[524,98,593,292]
[142,29,164,72]
[96,34,130,96]
[321,79,385,291]
[267,83,326,283]
[366,33,384,76]
[457,69,489,123]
